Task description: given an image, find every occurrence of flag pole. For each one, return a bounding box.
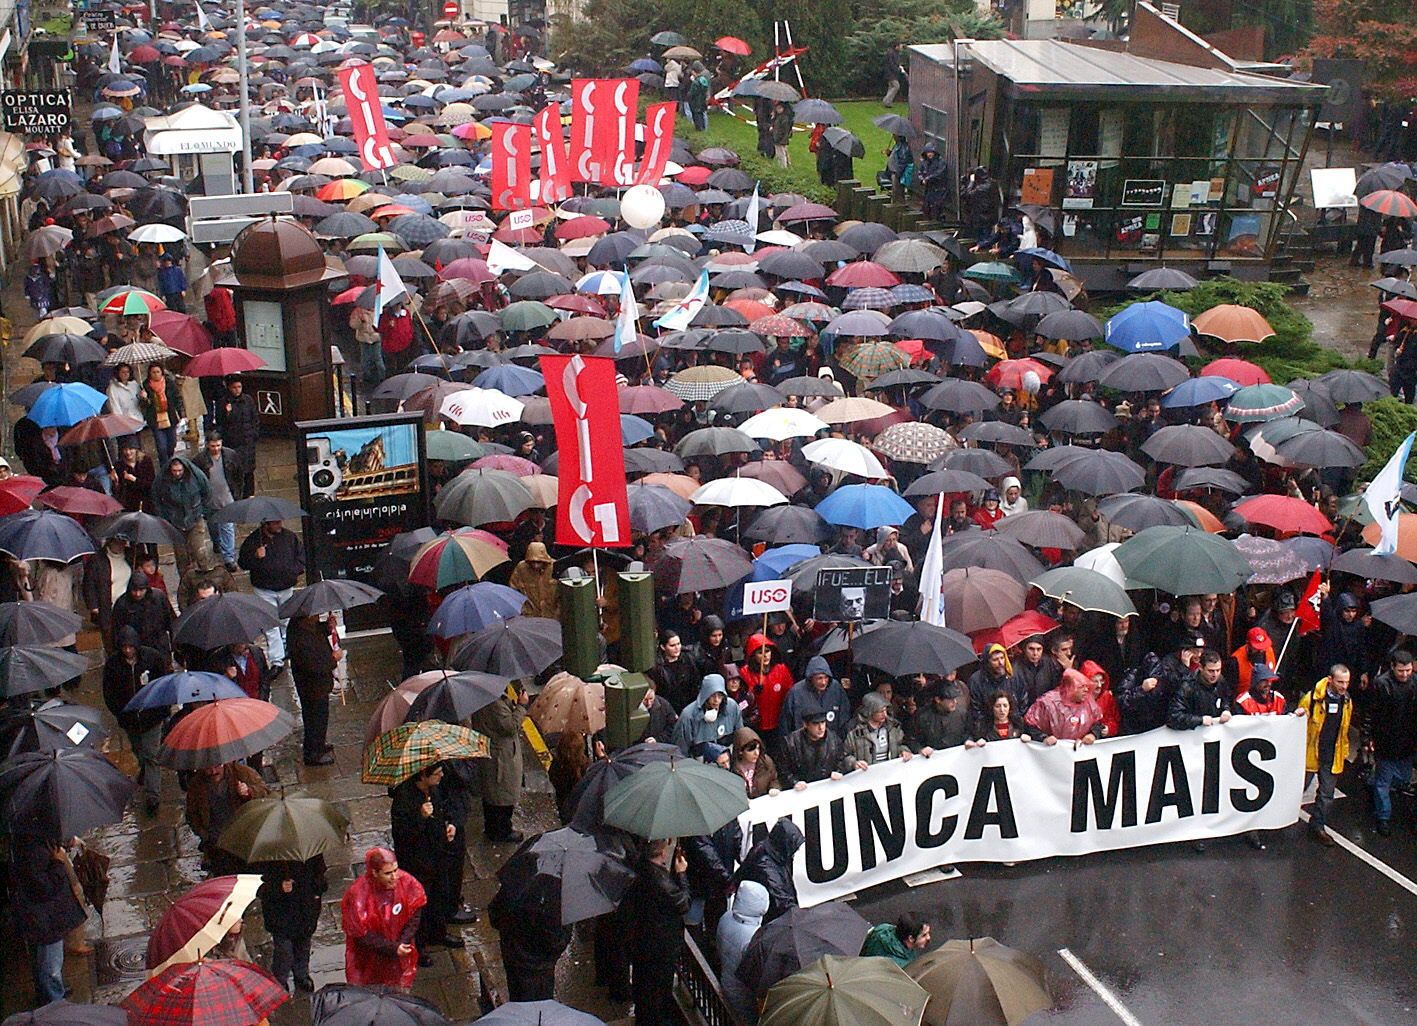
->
[1271,616,1299,675]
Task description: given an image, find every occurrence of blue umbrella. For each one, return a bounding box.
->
[474,365,545,397]
[1015,246,1072,272]
[815,484,916,529]
[428,582,528,638]
[0,511,96,563]
[123,671,246,712]
[1161,375,1240,409]
[753,544,822,580]
[621,415,655,445]
[629,58,663,73]
[1103,301,1191,353]
[27,382,106,427]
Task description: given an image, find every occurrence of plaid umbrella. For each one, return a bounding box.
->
[389,213,451,247]
[665,366,743,401]
[104,341,178,366]
[871,421,955,464]
[659,537,754,594]
[158,698,296,770]
[121,959,288,1026]
[841,287,896,311]
[837,341,910,380]
[362,721,489,785]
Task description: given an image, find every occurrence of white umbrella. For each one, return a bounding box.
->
[690,477,788,508]
[128,223,187,244]
[439,387,526,427]
[738,407,829,441]
[802,437,887,479]
[1071,542,1133,589]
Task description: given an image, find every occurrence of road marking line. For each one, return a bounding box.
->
[1057,948,1145,1026]
[1297,810,1417,897]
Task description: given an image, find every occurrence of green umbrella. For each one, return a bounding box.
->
[1113,525,1251,596]
[426,430,485,462]
[905,937,1051,1026]
[1029,566,1137,617]
[500,300,558,332]
[601,757,749,839]
[362,722,489,786]
[216,793,349,863]
[762,955,928,1026]
[961,262,1020,284]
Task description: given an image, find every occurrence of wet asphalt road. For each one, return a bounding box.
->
[853,779,1417,1025]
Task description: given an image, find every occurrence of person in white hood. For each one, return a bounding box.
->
[717,881,769,1023]
[999,475,1028,517]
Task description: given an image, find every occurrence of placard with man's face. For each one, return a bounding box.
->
[813,566,893,622]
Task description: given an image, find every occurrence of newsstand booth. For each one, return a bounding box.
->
[142,104,242,195]
[908,26,1325,287]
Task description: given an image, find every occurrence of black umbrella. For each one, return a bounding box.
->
[406,671,511,724]
[1174,467,1252,494]
[918,379,1000,414]
[567,741,680,830]
[0,510,96,563]
[956,421,1034,447]
[736,901,871,1001]
[994,510,1087,549]
[676,426,759,458]
[0,748,136,838]
[0,699,106,756]
[937,531,1046,582]
[1128,267,1200,291]
[24,333,109,366]
[1050,448,1145,495]
[1098,493,1196,532]
[0,601,83,645]
[872,113,917,138]
[1331,547,1417,585]
[1038,399,1119,435]
[1370,592,1417,634]
[0,1000,129,1026]
[936,448,1013,478]
[1314,369,1388,404]
[209,496,307,524]
[278,579,384,618]
[903,469,993,497]
[371,527,440,590]
[822,126,865,158]
[172,593,279,650]
[0,646,92,698]
[1141,424,1237,467]
[1098,353,1191,393]
[623,448,687,475]
[627,482,693,534]
[451,616,563,677]
[1286,380,1341,428]
[1034,309,1103,341]
[742,505,833,545]
[709,384,786,416]
[781,553,873,592]
[851,620,976,677]
[1275,429,1365,468]
[93,510,188,547]
[494,827,636,925]
[312,984,452,1026]
[1055,349,1120,385]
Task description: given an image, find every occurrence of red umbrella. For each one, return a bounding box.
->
[1201,358,1269,386]
[971,609,1060,653]
[1381,298,1417,322]
[149,310,214,355]
[985,358,1054,391]
[128,44,162,62]
[438,257,494,284]
[778,202,838,223]
[555,215,611,240]
[37,486,123,517]
[183,349,267,377]
[1360,189,1417,218]
[157,698,297,771]
[470,454,539,477]
[0,475,45,516]
[750,314,811,338]
[145,876,262,975]
[826,261,900,289]
[546,293,605,316]
[1233,494,1333,537]
[59,413,145,445]
[676,166,712,186]
[619,385,684,414]
[122,959,287,1026]
[715,35,752,56]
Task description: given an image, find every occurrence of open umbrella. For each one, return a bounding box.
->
[761,955,929,1026]
[217,794,349,864]
[494,827,635,926]
[0,646,92,698]
[450,616,563,677]
[146,875,263,975]
[158,698,296,770]
[816,484,915,530]
[278,579,383,618]
[475,1003,604,1026]
[124,671,246,712]
[427,582,528,638]
[1097,353,1190,393]
[94,510,188,547]
[362,721,489,786]
[1103,301,1191,353]
[935,532,1045,582]
[1114,525,1251,595]
[0,748,135,838]
[407,671,513,726]
[803,439,888,480]
[122,959,288,1026]
[0,509,97,562]
[1330,547,1417,584]
[942,568,1026,633]
[1142,424,1237,467]
[993,510,1086,550]
[566,741,681,830]
[627,482,693,534]
[408,529,510,589]
[311,986,451,1026]
[1096,493,1194,532]
[1,1001,128,1026]
[1225,383,1304,423]
[906,936,1051,1026]
[1030,566,1137,617]
[208,496,306,525]
[1234,494,1333,536]
[173,593,279,650]
[1038,399,1118,435]
[851,620,976,676]
[661,537,755,593]
[1192,304,1275,343]
[743,505,834,546]
[738,903,872,1002]
[1050,449,1146,496]
[0,699,105,756]
[602,757,750,837]
[0,601,83,645]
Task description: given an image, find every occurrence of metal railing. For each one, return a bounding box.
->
[676,930,745,1026]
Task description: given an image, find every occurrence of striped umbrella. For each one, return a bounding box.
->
[1359,189,1417,218]
[1224,383,1304,423]
[362,721,489,785]
[157,698,296,770]
[408,529,510,589]
[99,287,166,316]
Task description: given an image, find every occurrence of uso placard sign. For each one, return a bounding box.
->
[2,91,72,134]
[742,578,793,615]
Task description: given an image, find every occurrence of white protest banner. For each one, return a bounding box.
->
[741,718,1304,907]
[742,579,793,615]
[508,208,536,232]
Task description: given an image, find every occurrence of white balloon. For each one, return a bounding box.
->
[1022,370,1041,395]
[620,184,666,230]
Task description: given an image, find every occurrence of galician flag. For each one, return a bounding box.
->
[653,269,709,332]
[488,238,536,276]
[1365,430,1414,555]
[915,495,948,626]
[744,182,761,254]
[613,270,638,353]
[373,245,407,322]
[108,35,123,75]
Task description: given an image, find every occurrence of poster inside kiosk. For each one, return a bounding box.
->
[742,716,1304,907]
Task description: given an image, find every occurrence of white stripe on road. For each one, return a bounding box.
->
[1297,810,1417,897]
[1057,948,1145,1026]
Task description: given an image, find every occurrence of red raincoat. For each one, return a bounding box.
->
[741,634,794,732]
[1081,659,1121,738]
[341,850,427,988]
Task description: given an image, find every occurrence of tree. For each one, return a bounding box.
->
[1232,0,1314,59]
[1300,0,1417,101]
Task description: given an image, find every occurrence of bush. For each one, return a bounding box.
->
[1099,277,1380,384]
[1360,397,1417,483]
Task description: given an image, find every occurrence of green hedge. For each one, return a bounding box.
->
[1360,397,1417,483]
